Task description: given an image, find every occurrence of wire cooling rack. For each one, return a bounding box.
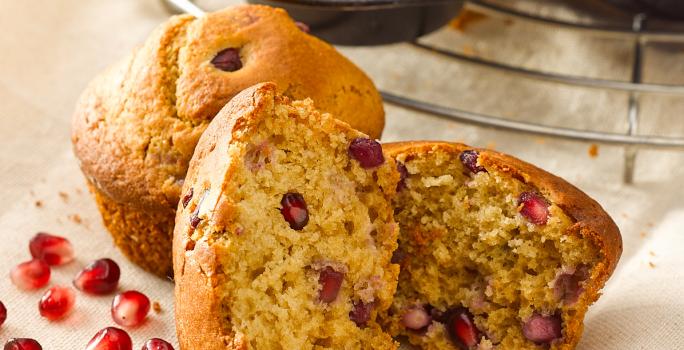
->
[163,0,684,183]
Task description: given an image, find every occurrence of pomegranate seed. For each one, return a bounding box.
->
[295,21,310,33]
[86,327,132,350]
[402,306,431,330]
[73,258,120,295]
[181,188,193,208]
[10,259,50,290]
[4,338,42,350]
[0,301,6,327]
[554,266,590,305]
[522,313,562,344]
[29,232,75,266]
[349,301,374,328]
[141,339,174,350]
[348,138,384,169]
[518,192,550,225]
[446,308,480,349]
[111,290,151,327]
[211,48,242,72]
[459,150,486,174]
[390,248,407,265]
[318,267,343,303]
[280,193,309,231]
[38,286,75,321]
[396,162,409,191]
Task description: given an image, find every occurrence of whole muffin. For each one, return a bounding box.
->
[71,5,385,277]
[381,142,622,349]
[174,82,398,349]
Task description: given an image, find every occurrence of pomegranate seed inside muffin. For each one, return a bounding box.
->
[522,313,562,344]
[280,193,309,231]
[518,191,550,225]
[348,138,385,169]
[318,267,344,303]
[445,308,481,349]
[459,150,486,174]
[211,48,242,72]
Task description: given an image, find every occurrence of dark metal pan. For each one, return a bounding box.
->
[246,0,465,45]
[604,0,684,20]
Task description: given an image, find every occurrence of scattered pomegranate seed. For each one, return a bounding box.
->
[348,138,385,169]
[318,267,344,303]
[295,21,310,33]
[86,327,132,350]
[3,338,42,350]
[73,258,120,295]
[141,338,174,350]
[38,286,75,321]
[459,150,486,174]
[181,188,193,208]
[10,259,51,290]
[518,191,550,225]
[0,300,6,328]
[211,48,242,72]
[349,301,374,328]
[522,313,562,344]
[29,232,75,266]
[396,162,409,191]
[402,305,432,330]
[446,308,480,349]
[280,193,309,231]
[111,290,151,327]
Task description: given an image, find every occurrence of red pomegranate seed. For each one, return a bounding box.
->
[73,258,120,295]
[141,338,174,350]
[318,267,343,303]
[10,259,50,290]
[181,188,193,208]
[396,162,409,191]
[0,300,6,328]
[446,308,480,349]
[111,290,151,327]
[554,266,590,305]
[29,232,75,266]
[348,138,385,169]
[402,306,432,330]
[522,313,562,344]
[518,191,550,225]
[280,193,309,231]
[211,48,242,72]
[86,327,132,350]
[349,301,374,328]
[3,338,42,350]
[38,286,75,321]
[459,150,486,174]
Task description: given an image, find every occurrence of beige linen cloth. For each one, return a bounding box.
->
[1,0,683,348]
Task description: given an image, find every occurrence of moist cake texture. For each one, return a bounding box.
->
[382,142,621,350]
[173,83,399,349]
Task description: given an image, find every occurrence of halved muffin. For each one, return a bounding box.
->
[173,83,398,349]
[382,142,622,349]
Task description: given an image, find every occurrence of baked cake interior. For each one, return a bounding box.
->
[186,97,398,349]
[385,147,602,349]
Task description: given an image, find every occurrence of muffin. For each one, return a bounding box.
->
[381,142,622,349]
[173,83,398,349]
[71,4,385,277]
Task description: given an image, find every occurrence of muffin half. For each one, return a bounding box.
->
[382,142,622,350]
[173,83,398,349]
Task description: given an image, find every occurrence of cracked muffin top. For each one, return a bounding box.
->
[71,4,384,211]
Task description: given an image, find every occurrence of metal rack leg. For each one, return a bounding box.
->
[623,14,646,184]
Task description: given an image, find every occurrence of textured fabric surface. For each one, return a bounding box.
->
[1,0,683,349]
